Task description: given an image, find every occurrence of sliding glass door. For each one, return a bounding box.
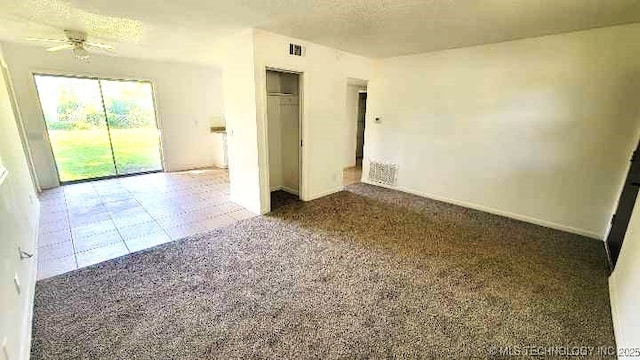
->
[34,75,116,182]
[100,80,162,175]
[34,74,162,183]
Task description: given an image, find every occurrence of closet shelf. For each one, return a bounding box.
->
[267,92,296,96]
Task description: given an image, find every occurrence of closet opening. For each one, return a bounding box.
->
[266,69,302,211]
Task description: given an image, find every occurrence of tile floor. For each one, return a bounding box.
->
[343,164,363,186]
[37,168,255,280]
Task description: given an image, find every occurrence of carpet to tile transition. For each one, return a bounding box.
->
[31,183,615,359]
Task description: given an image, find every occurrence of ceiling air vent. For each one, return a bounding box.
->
[289,43,304,56]
[368,161,398,186]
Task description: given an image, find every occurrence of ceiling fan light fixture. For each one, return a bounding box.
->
[27,30,113,60]
[72,45,90,60]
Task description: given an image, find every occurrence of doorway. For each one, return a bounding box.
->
[266,70,301,210]
[343,82,367,186]
[34,74,163,183]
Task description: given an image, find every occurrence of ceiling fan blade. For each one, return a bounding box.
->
[46,44,75,52]
[26,37,68,43]
[84,42,114,50]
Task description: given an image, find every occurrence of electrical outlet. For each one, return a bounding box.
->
[13,274,20,295]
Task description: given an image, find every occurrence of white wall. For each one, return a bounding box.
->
[280,95,300,194]
[218,30,263,214]
[365,23,640,239]
[0,45,40,360]
[267,95,283,189]
[1,42,224,189]
[210,133,228,169]
[610,192,640,356]
[253,29,373,211]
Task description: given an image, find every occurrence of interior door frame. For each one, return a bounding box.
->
[31,72,166,185]
[605,139,640,270]
[1,61,40,192]
[262,66,305,212]
[356,91,367,160]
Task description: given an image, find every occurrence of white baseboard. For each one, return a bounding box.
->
[362,180,602,240]
[609,280,624,356]
[168,163,225,172]
[306,186,344,201]
[19,207,39,360]
[270,185,299,196]
[282,186,299,196]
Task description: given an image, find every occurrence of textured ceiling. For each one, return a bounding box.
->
[0,0,639,63]
[260,0,640,57]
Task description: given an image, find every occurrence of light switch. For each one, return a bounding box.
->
[0,155,7,186]
[13,274,20,295]
[0,168,6,186]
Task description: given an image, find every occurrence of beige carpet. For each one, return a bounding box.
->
[31,183,615,359]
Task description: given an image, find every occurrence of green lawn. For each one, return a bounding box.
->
[49,128,162,182]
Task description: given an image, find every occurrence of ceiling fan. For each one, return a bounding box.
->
[26,30,114,60]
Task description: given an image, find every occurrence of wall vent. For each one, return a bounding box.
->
[368,161,398,186]
[289,43,304,56]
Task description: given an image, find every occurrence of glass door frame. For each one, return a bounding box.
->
[32,72,165,185]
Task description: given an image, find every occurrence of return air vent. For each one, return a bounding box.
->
[368,161,398,186]
[289,43,304,56]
